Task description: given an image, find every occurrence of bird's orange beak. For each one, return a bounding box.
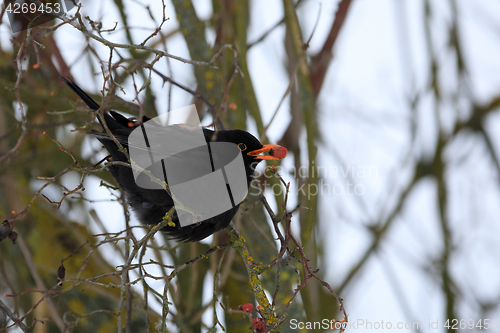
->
[247,144,288,160]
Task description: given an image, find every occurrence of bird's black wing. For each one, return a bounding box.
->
[62,78,239,242]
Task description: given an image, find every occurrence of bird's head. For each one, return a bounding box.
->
[215,130,287,174]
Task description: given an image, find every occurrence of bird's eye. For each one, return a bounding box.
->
[238,143,247,151]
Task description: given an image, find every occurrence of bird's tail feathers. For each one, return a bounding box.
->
[61,77,133,134]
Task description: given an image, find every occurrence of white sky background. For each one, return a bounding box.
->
[2,0,500,332]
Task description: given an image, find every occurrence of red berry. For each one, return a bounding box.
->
[238,303,253,313]
[252,317,266,332]
[269,146,287,159]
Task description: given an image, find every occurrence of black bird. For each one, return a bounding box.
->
[62,78,287,242]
